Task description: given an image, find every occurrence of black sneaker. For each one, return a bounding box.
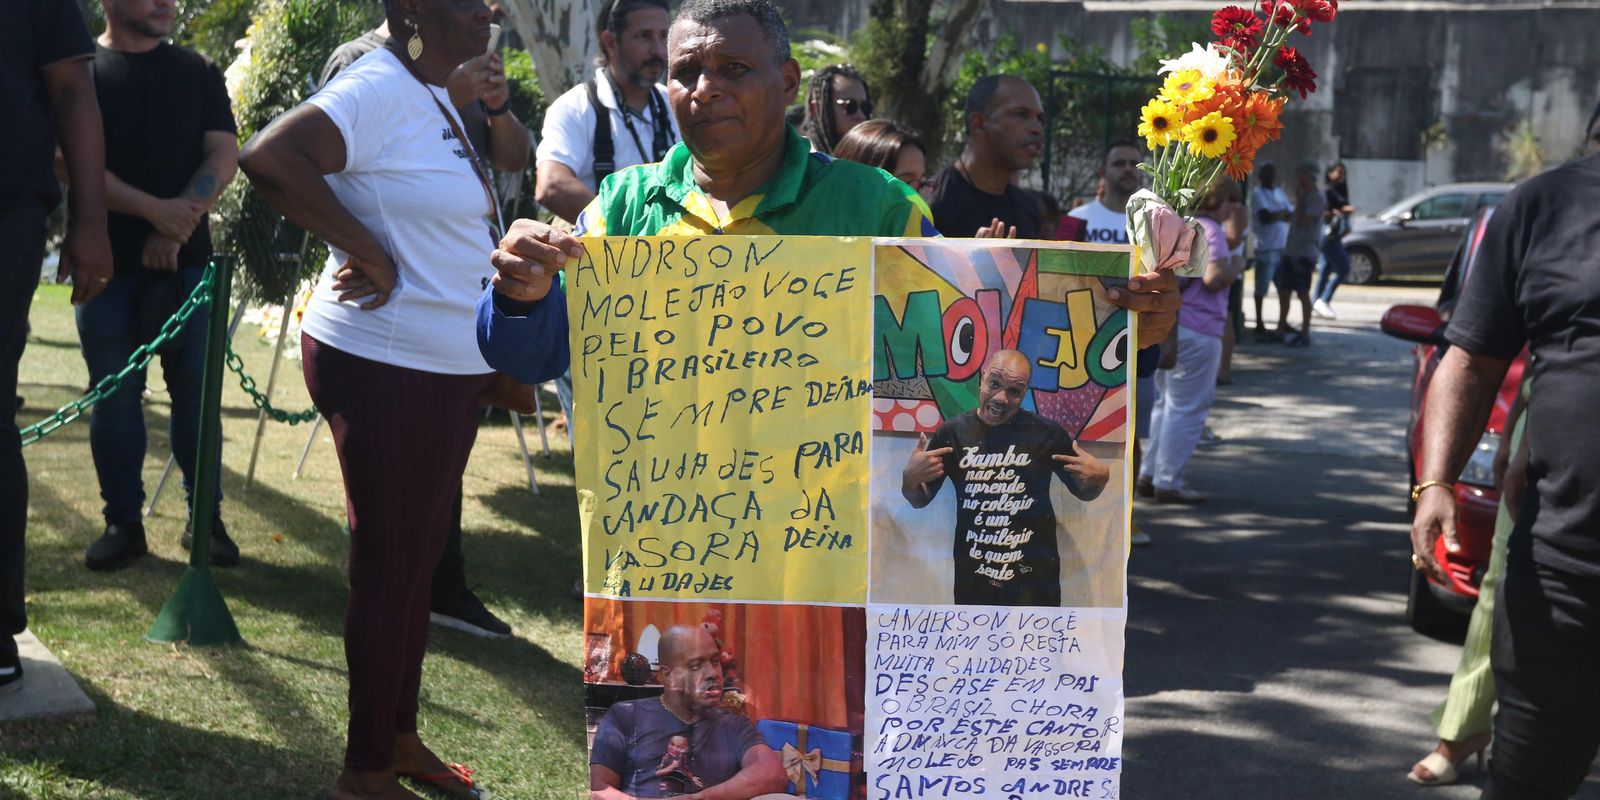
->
[0,636,21,696]
[86,520,148,571]
[181,517,241,568]
[430,587,512,639]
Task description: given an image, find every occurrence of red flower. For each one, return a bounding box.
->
[1261,0,1312,34]
[1293,0,1337,23]
[1212,6,1265,42]
[1274,46,1318,98]
[1219,35,1256,61]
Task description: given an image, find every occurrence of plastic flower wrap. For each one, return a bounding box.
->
[1129,0,1331,276]
[1127,190,1208,275]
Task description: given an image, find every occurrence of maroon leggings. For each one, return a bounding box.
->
[302,336,491,771]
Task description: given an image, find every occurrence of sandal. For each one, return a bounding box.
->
[400,763,490,799]
[1407,734,1490,786]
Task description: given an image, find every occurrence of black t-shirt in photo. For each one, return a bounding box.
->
[3,0,94,204]
[925,164,1041,240]
[1445,152,1600,578]
[92,42,237,275]
[927,410,1085,606]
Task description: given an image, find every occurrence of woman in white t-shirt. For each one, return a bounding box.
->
[239,1,564,797]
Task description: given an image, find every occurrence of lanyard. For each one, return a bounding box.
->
[413,68,504,246]
[605,71,674,163]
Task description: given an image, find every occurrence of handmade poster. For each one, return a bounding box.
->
[572,237,1131,800]
[568,236,873,605]
[866,239,1131,799]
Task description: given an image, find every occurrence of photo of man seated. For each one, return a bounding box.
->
[590,624,789,798]
[901,349,1110,607]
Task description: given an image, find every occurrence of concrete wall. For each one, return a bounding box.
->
[788,0,1600,210]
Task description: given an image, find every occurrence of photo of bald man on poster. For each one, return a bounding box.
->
[900,350,1110,607]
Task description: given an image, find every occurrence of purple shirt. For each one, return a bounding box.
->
[1178,216,1231,338]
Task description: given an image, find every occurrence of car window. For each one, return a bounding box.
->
[1475,192,1506,211]
[1413,194,1468,220]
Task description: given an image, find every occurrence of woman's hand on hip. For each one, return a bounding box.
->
[490,218,584,304]
[333,251,397,310]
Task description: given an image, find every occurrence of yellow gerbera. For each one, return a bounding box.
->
[1182,111,1237,158]
[1138,98,1181,149]
[1159,69,1215,106]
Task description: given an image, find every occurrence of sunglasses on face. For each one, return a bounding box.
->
[833,98,873,117]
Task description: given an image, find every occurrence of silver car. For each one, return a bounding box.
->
[1342,182,1513,283]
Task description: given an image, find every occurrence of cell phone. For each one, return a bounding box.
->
[487,23,501,54]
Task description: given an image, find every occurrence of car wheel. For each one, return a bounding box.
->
[1347,248,1380,285]
[1406,568,1467,643]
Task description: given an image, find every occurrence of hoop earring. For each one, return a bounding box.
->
[407,28,424,60]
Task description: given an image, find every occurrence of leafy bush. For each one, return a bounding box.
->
[173,0,257,69]
[217,0,380,304]
[500,46,550,221]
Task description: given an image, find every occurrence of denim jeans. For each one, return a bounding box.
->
[1314,237,1350,304]
[1252,248,1283,300]
[1,191,50,637]
[75,266,220,525]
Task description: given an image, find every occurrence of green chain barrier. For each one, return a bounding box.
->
[19,263,217,447]
[224,342,318,424]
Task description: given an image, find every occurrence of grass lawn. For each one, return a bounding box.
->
[3,283,587,799]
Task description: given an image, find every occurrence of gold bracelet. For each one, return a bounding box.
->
[1411,480,1454,502]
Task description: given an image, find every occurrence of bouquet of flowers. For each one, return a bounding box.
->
[1126,0,1333,275]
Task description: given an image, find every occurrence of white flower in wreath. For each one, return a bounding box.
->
[1157,43,1232,83]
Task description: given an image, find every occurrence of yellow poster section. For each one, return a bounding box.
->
[568,236,872,604]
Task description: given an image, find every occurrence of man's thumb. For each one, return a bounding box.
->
[917,432,929,451]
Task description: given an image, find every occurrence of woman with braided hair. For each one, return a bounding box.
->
[798,63,872,154]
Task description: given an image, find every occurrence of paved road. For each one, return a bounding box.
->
[1121,284,1600,799]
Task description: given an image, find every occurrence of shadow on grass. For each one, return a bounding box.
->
[21,336,81,351]
[4,682,342,799]
[424,630,588,750]
[473,483,583,629]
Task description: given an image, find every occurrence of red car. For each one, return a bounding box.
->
[1381,207,1527,641]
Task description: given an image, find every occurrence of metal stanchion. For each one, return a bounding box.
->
[147,258,244,646]
[244,287,297,488]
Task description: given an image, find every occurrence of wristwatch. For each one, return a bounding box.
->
[1411,480,1454,502]
[481,99,511,117]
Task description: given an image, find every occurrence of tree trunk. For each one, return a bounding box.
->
[922,0,987,100]
[870,0,990,163]
[500,0,605,97]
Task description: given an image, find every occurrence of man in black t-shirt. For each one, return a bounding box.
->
[925,75,1045,239]
[590,625,785,798]
[2,0,111,697]
[902,350,1109,606]
[77,0,239,572]
[1411,120,1600,799]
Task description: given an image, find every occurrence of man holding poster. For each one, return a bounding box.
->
[901,350,1109,607]
[477,0,1182,351]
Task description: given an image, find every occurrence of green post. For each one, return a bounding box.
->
[147,258,244,646]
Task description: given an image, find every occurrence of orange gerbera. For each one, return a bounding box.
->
[1231,92,1286,153]
[1221,146,1255,181]
[1192,74,1248,121]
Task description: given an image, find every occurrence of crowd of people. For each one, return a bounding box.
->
[5,0,1180,797]
[9,0,1599,797]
